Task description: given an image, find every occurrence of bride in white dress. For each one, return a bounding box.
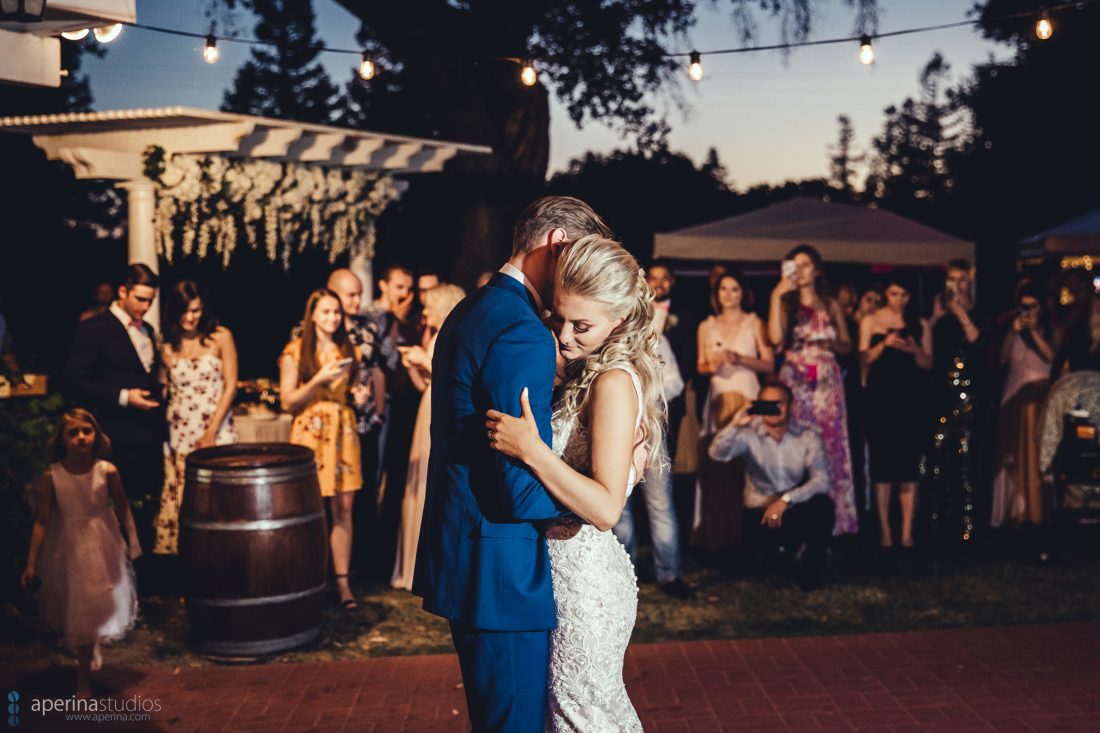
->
[487,235,666,732]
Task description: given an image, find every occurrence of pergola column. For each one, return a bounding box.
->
[116,178,160,328]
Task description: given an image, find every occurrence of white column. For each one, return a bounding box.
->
[116,179,160,328]
[350,245,374,314]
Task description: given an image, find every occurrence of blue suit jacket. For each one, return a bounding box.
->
[413,272,565,630]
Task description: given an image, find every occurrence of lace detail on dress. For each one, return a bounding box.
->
[546,367,643,732]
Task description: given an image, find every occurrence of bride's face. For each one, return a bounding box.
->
[551,290,623,361]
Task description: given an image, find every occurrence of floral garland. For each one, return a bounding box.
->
[142,146,401,269]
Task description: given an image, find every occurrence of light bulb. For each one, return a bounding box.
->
[520,61,537,87]
[93,24,122,43]
[688,51,703,81]
[358,53,375,80]
[1036,14,1053,40]
[61,29,90,41]
[858,35,875,65]
[203,35,219,64]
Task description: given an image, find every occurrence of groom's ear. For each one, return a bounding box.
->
[543,227,568,248]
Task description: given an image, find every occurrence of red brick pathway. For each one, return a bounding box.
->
[4,622,1099,731]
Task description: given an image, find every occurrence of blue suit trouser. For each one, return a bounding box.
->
[450,620,550,733]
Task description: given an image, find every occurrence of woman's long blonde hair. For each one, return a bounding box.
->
[554,235,666,470]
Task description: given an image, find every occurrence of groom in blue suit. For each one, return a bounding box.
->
[414,197,613,732]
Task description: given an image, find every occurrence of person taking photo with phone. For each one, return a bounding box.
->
[991,282,1053,528]
[694,271,773,559]
[708,382,835,590]
[859,275,932,549]
[280,288,370,610]
[768,244,856,536]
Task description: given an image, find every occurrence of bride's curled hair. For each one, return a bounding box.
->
[555,235,667,471]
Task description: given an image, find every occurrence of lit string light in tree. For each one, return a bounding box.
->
[1036,8,1054,39]
[520,60,537,87]
[858,34,875,65]
[358,53,376,80]
[688,51,703,81]
[203,35,219,64]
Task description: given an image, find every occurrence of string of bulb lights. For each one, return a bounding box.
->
[58,1,1091,86]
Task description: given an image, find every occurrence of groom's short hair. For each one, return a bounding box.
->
[512,196,613,257]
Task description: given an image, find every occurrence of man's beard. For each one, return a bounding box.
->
[654,293,671,303]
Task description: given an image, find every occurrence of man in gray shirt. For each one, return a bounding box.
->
[709,382,835,589]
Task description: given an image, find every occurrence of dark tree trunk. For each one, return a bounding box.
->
[336,0,549,285]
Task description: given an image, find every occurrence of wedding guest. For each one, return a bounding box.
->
[64,264,164,574]
[417,270,442,348]
[709,383,835,590]
[1054,278,1100,376]
[647,264,698,458]
[152,281,238,556]
[372,265,421,581]
[768,244,857,535]
[21,409,140,698]
[836,283,859,321]
[859,275,932,548]
[923,259,985,540]
[855,286,884,325]
[694,271,773,556]
[78,282,114,323]
[391,283,465,590]
[991,283,1053,527]
[280,289,369,609]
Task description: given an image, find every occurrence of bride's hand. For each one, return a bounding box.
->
[486,387,542,464]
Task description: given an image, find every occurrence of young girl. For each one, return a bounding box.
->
[21,409,140,698]
[280,289,368,609]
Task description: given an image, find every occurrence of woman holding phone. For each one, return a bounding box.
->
[768,244,857,535]
[280,288,369,609]
[694,271,773,555]
[859,275,932,548]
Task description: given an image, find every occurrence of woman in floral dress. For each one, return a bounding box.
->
[768,245,858,535]
[280,289,368,609]
[154,281,238,556]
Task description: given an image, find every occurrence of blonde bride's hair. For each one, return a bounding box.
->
[554,234,666,470]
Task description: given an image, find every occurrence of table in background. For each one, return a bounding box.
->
[234,411,293,443]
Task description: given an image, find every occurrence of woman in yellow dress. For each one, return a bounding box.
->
[280,288,368,609]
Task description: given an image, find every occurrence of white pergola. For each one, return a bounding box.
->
[0,106,491,324]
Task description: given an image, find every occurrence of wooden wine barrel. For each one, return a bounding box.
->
[180,443,327,656]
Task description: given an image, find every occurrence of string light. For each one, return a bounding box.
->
[203,34,219,64]
[1036,9,1054,40]
[358,53,376,80]
[93,23,122,43]
[85,0,1097,74]
[858,34,875,65]
[520,60,537,86]
[688,51,703,81]
[61,28,90,41]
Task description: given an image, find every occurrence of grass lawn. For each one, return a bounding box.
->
[3,529,1099,669]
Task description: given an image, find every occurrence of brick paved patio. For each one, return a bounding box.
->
[3,622,1098,731]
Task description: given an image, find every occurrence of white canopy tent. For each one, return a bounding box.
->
[0,106,491,325]
[654,197,974,266]
[1020,206,1100,257]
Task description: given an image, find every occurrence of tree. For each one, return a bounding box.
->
[827,114,863,196]
[220,0,878,285]
[222,0,340,123]
[546,147,740,262]
[865,53,959,224]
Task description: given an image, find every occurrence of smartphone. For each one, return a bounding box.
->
[333,357,354,369]
[747,400,782,416]
[781,260,797,282]
[944,279,957,305]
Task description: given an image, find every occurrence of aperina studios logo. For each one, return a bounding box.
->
[6,691,161,725]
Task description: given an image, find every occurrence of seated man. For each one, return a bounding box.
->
[708,382,835,589]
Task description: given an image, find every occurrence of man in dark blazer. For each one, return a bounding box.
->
[64,264,165,566]
[414,196,613,733]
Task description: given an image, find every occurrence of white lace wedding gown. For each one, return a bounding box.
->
[547,367,644,732]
